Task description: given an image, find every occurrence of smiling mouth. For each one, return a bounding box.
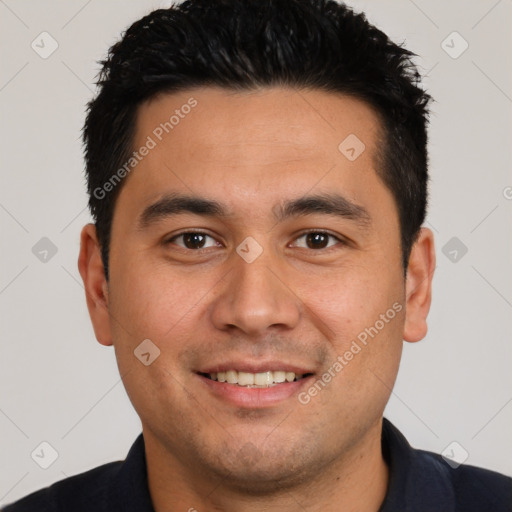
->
[198,370,313,388]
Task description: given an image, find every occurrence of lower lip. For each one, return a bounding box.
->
[197,374,313,408]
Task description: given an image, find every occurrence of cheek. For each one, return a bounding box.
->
[106,263,207,424]
[300,263,403,340]
[109,259,216,343]
[301,263,405,394]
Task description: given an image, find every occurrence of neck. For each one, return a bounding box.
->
[144,418,389,512]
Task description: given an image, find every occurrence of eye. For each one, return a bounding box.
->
[291,231,344,250]
[167,232,220,250]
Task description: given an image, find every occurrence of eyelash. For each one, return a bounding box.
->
[292,230,346,251]
[165,230,346,252]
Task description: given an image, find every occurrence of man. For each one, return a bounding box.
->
[3,0,511,510]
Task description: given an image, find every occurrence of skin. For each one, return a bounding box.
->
[78,86,435,512]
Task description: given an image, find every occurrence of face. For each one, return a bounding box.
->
[79,86,434,492]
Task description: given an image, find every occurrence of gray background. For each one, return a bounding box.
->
[1,0,511,505]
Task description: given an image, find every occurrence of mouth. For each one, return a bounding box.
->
[198,370,313,388]
[196,362,316,407]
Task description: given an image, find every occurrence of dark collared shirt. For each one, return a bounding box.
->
[3,418,512,511]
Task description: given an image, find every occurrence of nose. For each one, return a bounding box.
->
[210,248,301,336]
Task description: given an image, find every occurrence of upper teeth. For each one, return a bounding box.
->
[208,370,302,387]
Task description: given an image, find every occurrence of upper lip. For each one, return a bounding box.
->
[198,360,315,375]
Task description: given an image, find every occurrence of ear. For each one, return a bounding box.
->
[77,223,113,346]
[403,227,436,343]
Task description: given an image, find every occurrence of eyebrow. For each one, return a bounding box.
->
[137,192,371,230]
[273,193,371,226]
[138,194,229,230]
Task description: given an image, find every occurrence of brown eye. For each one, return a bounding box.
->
[291,231,342,250]
[306,232,329,249]
[183,233,207,249]
[168,232,218,250]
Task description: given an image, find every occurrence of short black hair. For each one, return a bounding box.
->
[83,0,431,280]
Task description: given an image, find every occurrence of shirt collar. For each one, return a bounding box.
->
[379,417,455,511]
[110,434,155,512]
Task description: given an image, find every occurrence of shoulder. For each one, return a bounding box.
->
[2,460,122,512]
[417,448,512,512]
[2,434,153,512]
[381,418,512,512]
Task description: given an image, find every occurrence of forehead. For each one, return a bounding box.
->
[119,86,392,223]
[138,86,382,158]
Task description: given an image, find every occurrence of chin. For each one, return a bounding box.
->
[203,441,321,495]
[212,463,311,496]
